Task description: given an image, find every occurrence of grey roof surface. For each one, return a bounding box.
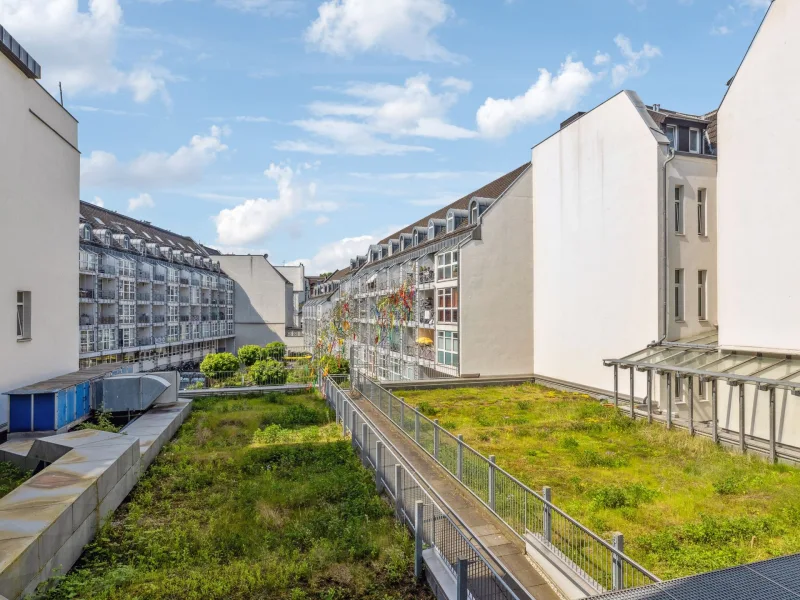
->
[595,553,800,599]
[7,364,124,395]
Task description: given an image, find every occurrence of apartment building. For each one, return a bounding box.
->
[305,164,533,379]
[1,26,79,438]
[532,91,718,396]
[79,202,235,372]
[276,263,306,335]
[214,254,305,350]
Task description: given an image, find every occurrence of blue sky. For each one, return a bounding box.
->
[1,0,769,273]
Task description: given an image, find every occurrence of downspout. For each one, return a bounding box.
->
[656,146,677,345]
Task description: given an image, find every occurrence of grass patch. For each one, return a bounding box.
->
[401,383,800,579]
[0,462,30,499]
[36,392,430,600]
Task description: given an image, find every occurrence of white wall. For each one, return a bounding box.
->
[216,255,294,349]
[0,55,80,431]
[717,0,800,353]
[532,92,660,393]
[460,167,534,376]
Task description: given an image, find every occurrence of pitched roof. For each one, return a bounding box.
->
[80,201,209,256]
[378,163,531,245]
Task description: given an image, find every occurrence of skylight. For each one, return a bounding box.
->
[94,217,105,225]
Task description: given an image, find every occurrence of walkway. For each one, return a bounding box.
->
[352,391,561,600]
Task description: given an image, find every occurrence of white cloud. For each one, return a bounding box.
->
[70,105,147,117]
[593,52,611,66]
[279,74,475,155]
[476,57,595,138]
[349,170,498,180]
[81,126,229,188]
[91,196,105,207]
[628,0,647,11]
[610,35,661,87]
[292,234,378,274]
[215,0,301,15]
[128,192,155,211]
[213,163,334,246]
[0,0,175,104]
[711,0,770,35]
[305,0,458,62]
[314,215,330,226]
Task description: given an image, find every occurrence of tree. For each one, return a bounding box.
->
[200,353,240,378]
[249,359,288,385]
[264,341,287,360]
[318,355,350,375]
[238,345,265,367]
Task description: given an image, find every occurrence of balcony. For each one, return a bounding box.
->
[180,296,190,304]
[154,273,166,282]
[286,328,303,338]
[79,288,95,300]
[137,270,151,280]
[99,316,116,325]
[152,293,166,303]
[138,314,151,324]
[180,277,190,285]
[180,315,191,322]
[80,315,94,327]
[137,292,151,302]
[98,264,116,277]
[419,345,435,361]
[98,290,116,301]
[79,260,97,273]
[419,269,435,285]
[191,315,201,322]
[138,336,154,346]
[152,315,166,324]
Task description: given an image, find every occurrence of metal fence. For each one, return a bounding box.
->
[321,374,523,600]
[350,369,659,593]
[180,358,315,390]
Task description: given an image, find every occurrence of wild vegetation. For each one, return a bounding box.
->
[400,383,800,580]
[36,392,430,600]
[0,461,29,499]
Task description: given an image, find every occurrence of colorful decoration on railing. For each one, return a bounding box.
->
[314,292,353,358]
[374,279,415,347]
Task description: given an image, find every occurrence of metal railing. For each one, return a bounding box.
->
[350,369,659,593]
[152,293,166,302]
[79,288,95,299]
[322,375,522,600]
[152,315,166,323]
[99,316,116,325]
[137,292,151,302]
[98,290,116,300]
[419,270,435,284]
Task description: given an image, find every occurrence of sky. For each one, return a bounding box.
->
[0,0,770,274]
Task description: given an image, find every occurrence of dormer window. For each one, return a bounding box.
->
[666,125,678,150]
[447,214,454,232]
[428,224,435,239]
[80,224,92,241]
[414,231,419,246]
[471,204,478,224]
[689,128,701,154]
[103,231,111,246]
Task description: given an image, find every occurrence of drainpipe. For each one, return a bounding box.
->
[655,146,677,346]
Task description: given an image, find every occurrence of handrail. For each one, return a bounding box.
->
[351,368,659,592]
[322,375,523,600]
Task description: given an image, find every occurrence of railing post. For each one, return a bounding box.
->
[542,486,552,543]
[612,532,625,590]
[457,434,464,482]
[388,393,393,421]
[629,367,635,418]
[361,423,369,464]
[414,411,420,443]
[613,365,619,407]
[666,373,673,430]
[688,377,695,436]
[712,379,719,444]
[351,410,357,448]
[739,384,746,454]
[647,370,653,424]
[395,464,404,521]
[414,500,424,580]
[457,558,468,600]
[769,387,777,464]
[433,419,440,461]
[342,399,348,437]
[400,401,405,429]
[376,441,384,493]
[488,455,496,511]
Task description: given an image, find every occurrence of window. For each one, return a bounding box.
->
[437,288,459,323]
[674,374,681,399]
[428,224,435,240]
[82,225,91,241]
[666,125,678,150]
[697,189,707,236]
[119,304,135,324]
[436,250,459,281]
[414,231,419,246]
[674,269,684,321]
[447,214,454,232]
[689,128,701,154]
[437,331,459,367]
[471,204,478,224]
[674,186,684,234]
[80,330,95,353]
[99,328,116,351]
[120,328,135,348]
[698,270,708,321]
[168,285,179,303]
[16,291,31,340]
[119,280,135,301]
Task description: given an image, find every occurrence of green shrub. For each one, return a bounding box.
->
[713,472,748,496]
[200,352,240,379]
[591,484,657,510]
[76,412,121,433]
[264,342,287,360]
[237,345,265,367]
[317,355,349,375]
[575,449,627,468]
[416,401,439,417]
[560,436,580,450]
[249,359,288,385]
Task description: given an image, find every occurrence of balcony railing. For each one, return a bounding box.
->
[138,336,154,346]
[180,277,190,285]
[80,315,94,326]
[152,315,166,323]
[180,315,191,322]
[98,290,116,300]
[137,292,151,302]
[138,314,151,324]
[99,316,116,325]
[419,270,435,284]
[419,345,435,361]
[98,264,116,276]
[154,274,166,282]
[79,288,94,299]
[180,296,190,304]
[137,270,151,280]
[79,260,97,272]
[152,293,166,302]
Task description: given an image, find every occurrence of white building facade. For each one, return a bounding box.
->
[1,27,79,438]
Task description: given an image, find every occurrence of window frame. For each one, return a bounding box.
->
[436,250,459,281]
[666,125,678,150]
[698,270,708,321]
[16,291,31,341]
[689,127,701,154]
[446,213,454,233]
[436,287,459,324]
[697,188,707,237]
[674,268,684,322]
[436,330,459,367]
[428,223,435,240]
[674,186,684,235]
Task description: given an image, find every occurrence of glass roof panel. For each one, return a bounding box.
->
[779,366,800,384]
[754,361,800,380]
[639,348,690,365]
[680,331,719,345]
[710,355,759,373]
[727,356,783,376]
[621,346,667,362]
[672,350,729,370]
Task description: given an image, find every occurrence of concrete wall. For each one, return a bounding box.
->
[217,255,294,350]
[460,167,533,377]
[532,92,660,394]
[717,0,800,353]
[667,155,719,340]
[0,55,79,433]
